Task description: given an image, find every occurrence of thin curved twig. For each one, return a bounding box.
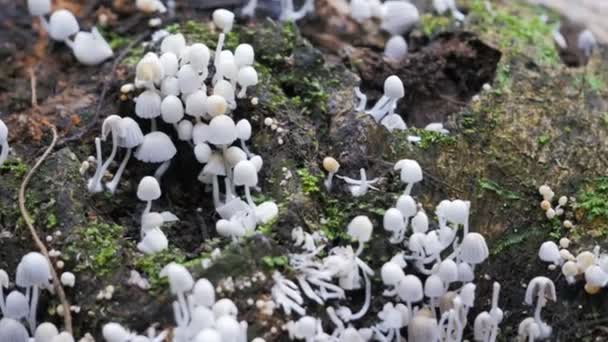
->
[18,124,73,334]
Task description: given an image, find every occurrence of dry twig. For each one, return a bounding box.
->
[18,124,73,334]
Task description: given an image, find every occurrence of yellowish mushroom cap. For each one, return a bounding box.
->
[584,283,601,295]
[323,157,340,173]
[540,200,551,211]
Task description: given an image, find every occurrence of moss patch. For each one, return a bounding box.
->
[69,221,126,276]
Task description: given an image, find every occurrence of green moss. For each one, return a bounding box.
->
[71,221,125,276]
[410,128,456,150]
[477,178,521,200]
[98,28,131,50]
[0,159,28,177]
[577,178,608,221]
[297,168,321,195]
[420,14,451,36]
[319,199,349,240]
[46,213,57,229]
[537,134,551,146]
[467,0,559,66]
[491,228,542,255]
[261,255,288,269]
[123,46,145,66]
[133,247,187,288]
[258,217,278,236]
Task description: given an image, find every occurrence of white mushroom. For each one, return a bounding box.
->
[134,132,177,180]
[66,27,113,66]
[48,10,79,42]
[0,119,9,166]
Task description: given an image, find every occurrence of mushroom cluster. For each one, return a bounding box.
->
[268,159,500,341]
[103,263,265,342]
[0,252,74,341]
[538,240,608,294]
[26,0,113,65]
[355,75,407,132]
[537,185,573,228]
[242,0,315,22]
[83,9,275,251]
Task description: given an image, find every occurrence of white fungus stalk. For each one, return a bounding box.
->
[0,119,9,166]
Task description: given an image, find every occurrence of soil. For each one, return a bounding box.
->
[0,0,607,341]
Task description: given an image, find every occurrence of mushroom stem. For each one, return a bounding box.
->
[150,118,157,132]
[404,182,414,196]
[244,185,256,208]
[367,96,390,121]
[0,141,8,165]
[224,177,234,201]
[154,160,171,181]
[38,16,50,32]
[237,86,248,98]
[240,139,253,157]
[0,286,5,315]
[212,175,221,208]
[324,172,335,191]
[93,133,119,192]
[350,265,371,321]
[105,148,132,194]
[354,87,367,111]
[87,138,104,192]
[28,285,39,333]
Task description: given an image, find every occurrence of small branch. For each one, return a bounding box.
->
[18,124,73,334]
[29,66,38,108]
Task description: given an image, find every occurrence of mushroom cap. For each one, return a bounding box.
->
[71,28,114,66]
[102,323,130,342]
[117,118,144,149]
[350,0,372,22]
[236,119,252,140]
[578,30,597,57]
[136,176,161,201]
[423,231,442,255]
[424,275,445,298]
[233,160,258,186]
[213,80,235,106]
[190,307,215,331]
[195,329,222,342]
[188,43,210,72]
[459,233,489,264]
[0,119,7,142]
[217,52,238,80]
[561,260,578,278]
[524,276,556,306]
[192,122,210,145]
[216,219,244,238]
[192,278,215,307]
[202,153,226,177]
[224,146,247,168]
[60,272,76,287]
[394,159,422,183]
[137,228,169,254]
[384,35,408,61]
[177,120,194,141]
[237,66,258,87]
[457,262,475,283]
[538,241,561,264]
[0,318,29,342]
[383,75,405,99]
[408,310,438,342]
[160,262,194,294]
[585,265,608,287]
[322,157,340,173]
[101,115,121,140]
[160,52,179,77]
[216,316,241,342]
[577,251,595,272]
[136,52,164,85]
[396,195,417,217]
[235,44,255,67]
[380,1,419,35]
[49,10,79,41]
[5,291,28,319]
[28,0,51,16]
[141,212,164,230]
[208,115,237,146]
[212,9,235,32]
[161,76,180,97]
[443,200,470,225]
[185,89,208,118]
[294,316,317,339]
[177,64,201,94]
[411,211,428,233]
[381,261,405,286]
[347,215,373,242]
[255,201,279,224]
[380,113,407,132]
[213,298,238,318]
[135,132,177,163]
[460,283,476,307]
[135,90,162,119]
[194,143,212,164]
[15,252,50,287]
[250,155,264,172]
[0,270,8,288]
[35,322,59,342]
[437,259,458,284]
[383,208,405,233]
[161,33,186,56]
[161,95,184,124]
[206,95,228,117]
[397,275,423,302]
